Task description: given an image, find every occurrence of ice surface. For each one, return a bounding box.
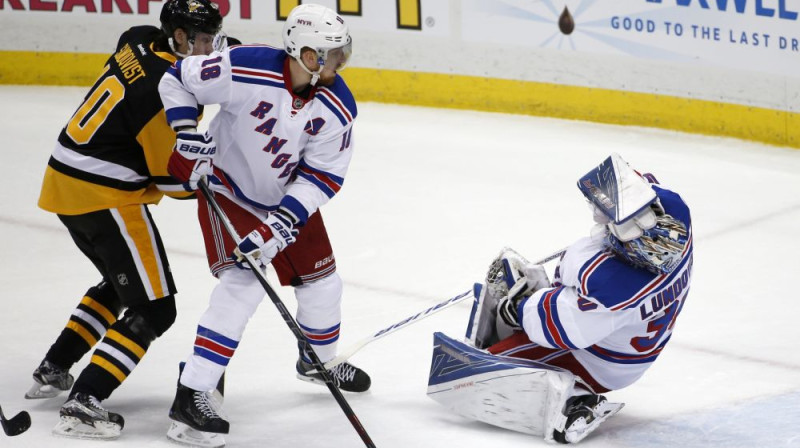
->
[1,86,798,447]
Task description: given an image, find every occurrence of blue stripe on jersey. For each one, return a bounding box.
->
[326,76,358,119]
[586,336,669,364]
[165,106,198,125]
[229,45,285,72]
[231,76,285,88]
[535,287,578,350]
[581,255,657,309]
[316,94,348,126]
[278,195,309,226]
[166,60,182,83]
[297,170,336,197]
[296,159,344,198]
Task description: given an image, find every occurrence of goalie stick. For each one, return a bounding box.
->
[0,406,31,436]
[320,247,568,371]
[197,179,376,448]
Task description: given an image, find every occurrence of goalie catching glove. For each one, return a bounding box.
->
[167,129,216,191]
[489,249,551,338]
[233,209,299,267]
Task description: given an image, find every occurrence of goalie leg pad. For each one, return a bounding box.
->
[465,283,502,350]
[428,332,576,437]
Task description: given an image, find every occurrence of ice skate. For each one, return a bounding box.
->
[25,359,74,399]
[552,394,624,444]
[296,357,371,392]
[167,384,228,448]
[52,393,124,440]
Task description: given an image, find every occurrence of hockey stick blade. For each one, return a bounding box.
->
[322,247,568,371]
[0,406,31,436]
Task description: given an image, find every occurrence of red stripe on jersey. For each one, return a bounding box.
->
[299,165,341,193]
[580,253,610,296]
[231,68,282,80]
[542,290,570,350]
[318,88,353,122]
[611,274,668,311]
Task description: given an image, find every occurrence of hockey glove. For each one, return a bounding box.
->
[496,263,550,335]
[233,209,299,267]
[167,130,216,191]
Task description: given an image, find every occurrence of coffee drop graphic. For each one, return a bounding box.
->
[559,6,575,35]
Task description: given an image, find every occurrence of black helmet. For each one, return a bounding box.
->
[160,0,222,39]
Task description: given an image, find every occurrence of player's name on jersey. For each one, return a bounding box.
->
[114,43,146,85]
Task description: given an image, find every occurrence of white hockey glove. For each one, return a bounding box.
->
[233,209,299,267]
[496,263,550,328]
[167,130,216,191]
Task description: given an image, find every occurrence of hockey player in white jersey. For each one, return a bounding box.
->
[429,153,692,444]
[158,4,368,446]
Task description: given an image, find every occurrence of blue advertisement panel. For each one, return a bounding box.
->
[463,0,800,77]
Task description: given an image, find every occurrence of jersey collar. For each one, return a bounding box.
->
[283,57,316,110]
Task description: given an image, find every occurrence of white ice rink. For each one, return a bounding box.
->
[1,85,799,447]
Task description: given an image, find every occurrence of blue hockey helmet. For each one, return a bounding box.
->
[578,153,688,275]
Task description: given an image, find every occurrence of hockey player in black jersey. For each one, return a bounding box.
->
[28,0,236,440]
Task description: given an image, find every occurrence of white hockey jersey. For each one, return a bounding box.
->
[519,186,693,391]
[159,44,356,224]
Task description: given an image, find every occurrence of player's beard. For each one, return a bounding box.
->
[316,70,337,87]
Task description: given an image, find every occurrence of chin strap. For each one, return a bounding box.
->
[296,57,322,86]
[168,37,193,59]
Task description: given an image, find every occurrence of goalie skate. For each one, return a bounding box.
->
[167,421,225,448]
[52,393,124,440]
[552,394,624,444]
[25,360,74,399]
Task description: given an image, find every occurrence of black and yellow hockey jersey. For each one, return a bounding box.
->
[39,25,192,215]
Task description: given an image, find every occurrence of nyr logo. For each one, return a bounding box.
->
[178,143,216,155]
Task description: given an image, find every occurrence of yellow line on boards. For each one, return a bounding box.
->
[1,50,796,148]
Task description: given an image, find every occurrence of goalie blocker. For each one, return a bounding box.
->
[427,332,623,444]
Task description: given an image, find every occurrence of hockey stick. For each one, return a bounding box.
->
[322,247,568,370]
[0,406,31,436]
[197,179,376,448]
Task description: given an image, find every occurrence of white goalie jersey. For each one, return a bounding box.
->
[518,186,693,391]
[159,44,356,224]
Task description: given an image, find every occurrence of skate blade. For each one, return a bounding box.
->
[167,421,225,448]
[565,402,624,443]
[25,382,64,399]
[52,415,121,440]
[295,372,326,387]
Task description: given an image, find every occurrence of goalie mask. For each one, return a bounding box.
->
[283,4,353,85]
[161,0,225,58]
[578,153,688,275]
